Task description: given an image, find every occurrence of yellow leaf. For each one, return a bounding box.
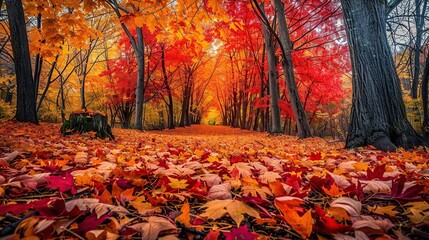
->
[168,177,189,189]
[130,197,162,215]
[200,199,260,227]
[74,173,93,186]
[353,162,369,171]
[327,207,351,222]
[241,176,272,199]
[367,205,399,217]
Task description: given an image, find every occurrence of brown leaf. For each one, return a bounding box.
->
[207,183,232,200]
[330,197,362,218]
[128,216,176,240]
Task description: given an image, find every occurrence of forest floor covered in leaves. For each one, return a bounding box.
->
[0,122,428,239]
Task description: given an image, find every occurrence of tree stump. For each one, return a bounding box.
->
[61,111,115,140]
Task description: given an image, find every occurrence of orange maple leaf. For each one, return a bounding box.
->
[276,205,313,238]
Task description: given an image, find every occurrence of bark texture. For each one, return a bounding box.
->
[61,112,114,140]
[261,3,282,134]
[134,27,145,130]
[341,0,420,151]
[274,0,312,138]
[6,0,38,124]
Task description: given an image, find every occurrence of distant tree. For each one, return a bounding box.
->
[260,3,281,134]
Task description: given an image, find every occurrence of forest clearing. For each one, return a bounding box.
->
[0,122,428,239]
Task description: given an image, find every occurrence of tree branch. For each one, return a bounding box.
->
[387,0,404,15]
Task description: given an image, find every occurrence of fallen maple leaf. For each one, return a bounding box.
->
[322,182,347,197]
[78,212,110,234]
[223,225,258,240]
[330,197,362,218]
[391,175,423,202]
[128,216,177,240]
[0,198,55,215]
[367,205,399,217]
[0,150,21,166]
[168,177,189,189]
[277,204,313,239]
[200,199,260,227]
[65,198,129,218]
[46,172,76,194]
[204,230,221,240]
[313,206,353,236]
[130,196,161,215]
[175,202,191,227]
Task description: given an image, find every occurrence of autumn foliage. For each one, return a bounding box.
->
[0,122,428,239]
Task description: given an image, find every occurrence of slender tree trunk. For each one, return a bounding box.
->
[80,52,90,110]
[274,0,311,138]
[33,13,43,103]
[6,0,38,123]
[160,44,175,129]
[37,56,58,113]
[261,3,282,134]
[411,0,427,99]
[421,52,429,134]
[180,77,190,127]
[341,0,420,151]
[134,27,145,130]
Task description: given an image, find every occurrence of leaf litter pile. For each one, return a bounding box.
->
[0,122,428,239]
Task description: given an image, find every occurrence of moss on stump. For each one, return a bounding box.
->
[61,111,114,140]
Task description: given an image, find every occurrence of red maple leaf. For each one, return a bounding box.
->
[77,212,110,234]
[0,197,54,215]
[223,225,258,240]
[391,175,423,203]
[46,172,76,194]
[313,206,353,235]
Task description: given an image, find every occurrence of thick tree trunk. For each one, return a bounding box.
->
[261,3,282,134]
[341,0,420,151]
[6,0,38,124]
[274,0,311,138]
[134,27,145,130]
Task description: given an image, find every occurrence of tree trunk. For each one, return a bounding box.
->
[6,0,38,124]
[134,27,145,130]
[160,44,175,129]
[261,3,282,134]
[411,0,427,99]
[274,0,311,138]
[80,52,90,110]
[341,0,420,151]
[33,13,43,104]
[421,50,429,134]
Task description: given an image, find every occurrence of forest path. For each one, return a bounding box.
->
[148,124,265,136]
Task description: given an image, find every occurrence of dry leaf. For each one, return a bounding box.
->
[200,199,260,226]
